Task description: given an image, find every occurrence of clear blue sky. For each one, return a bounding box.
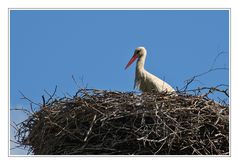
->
[10,10,229,155]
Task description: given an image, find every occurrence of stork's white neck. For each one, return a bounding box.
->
[136,53,146,71]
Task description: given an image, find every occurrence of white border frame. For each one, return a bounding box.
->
[8,8,231,157]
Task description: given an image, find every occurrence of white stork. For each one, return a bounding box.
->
[125,47,176,93]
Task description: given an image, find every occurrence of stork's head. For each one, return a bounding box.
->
[134,47,146,57]
[125,47,147,69]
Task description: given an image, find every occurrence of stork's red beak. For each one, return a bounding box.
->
[125,54,138,69]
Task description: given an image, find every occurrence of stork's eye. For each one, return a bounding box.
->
[137,50,140,54]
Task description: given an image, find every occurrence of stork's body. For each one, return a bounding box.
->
[125,47,175,93]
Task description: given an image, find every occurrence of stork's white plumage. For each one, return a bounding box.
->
[125,47,175,93]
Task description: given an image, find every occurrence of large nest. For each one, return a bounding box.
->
[15,89,229,155]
